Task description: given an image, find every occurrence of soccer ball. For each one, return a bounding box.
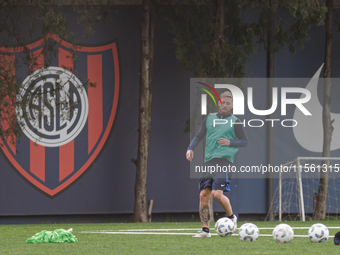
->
[272,223,294,243]
[308,223,329,243]
[238,223,259,242]
[215,217,235,237]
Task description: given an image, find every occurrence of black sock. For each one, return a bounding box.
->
[227,214,234,219]
[202,227,210,233]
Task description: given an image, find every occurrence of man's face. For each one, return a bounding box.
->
[218,96,233,115]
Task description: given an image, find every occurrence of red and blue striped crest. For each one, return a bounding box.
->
[0,34,120,196]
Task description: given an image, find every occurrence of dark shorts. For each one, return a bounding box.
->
[198,158,232,192]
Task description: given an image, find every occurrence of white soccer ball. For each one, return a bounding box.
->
[238,223,259,242]
[215,217,235,237]
[308,223,329,243]
[272,223,294,243]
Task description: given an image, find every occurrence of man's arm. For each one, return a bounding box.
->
[217,118,248,147]
[187,116,208,150]
[186,116,208,161]
[230,118,248,147]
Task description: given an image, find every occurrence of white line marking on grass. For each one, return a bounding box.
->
[258,226,340,230]
[81,231,217,236]
[112,226,340,232]
[262,234,335,238]
[80,231,334,238]
[117,228,201,232]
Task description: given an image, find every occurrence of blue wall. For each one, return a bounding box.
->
[0,5,339,218]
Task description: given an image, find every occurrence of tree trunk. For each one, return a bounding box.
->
[313,0,333,221]
[132,0,155,222]
[212,0,224,78]
[266,0,275,221]
[213,0,224,45]
[205,0,225,222]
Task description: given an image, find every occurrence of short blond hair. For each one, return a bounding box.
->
[220,91,232,99]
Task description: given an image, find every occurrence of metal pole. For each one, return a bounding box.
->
[296,158,301,220]
[279,165,282,221]
[297,158,305,221]
[266,0,275,221]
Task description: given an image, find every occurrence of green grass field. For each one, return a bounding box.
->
[0,220,339,254]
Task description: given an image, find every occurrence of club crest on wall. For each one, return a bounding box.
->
[0,34,120,196]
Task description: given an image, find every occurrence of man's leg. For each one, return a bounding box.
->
[211,189,237,233]
[211,190,232,216]
[193,186,212,237]
[199,187,212,228]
